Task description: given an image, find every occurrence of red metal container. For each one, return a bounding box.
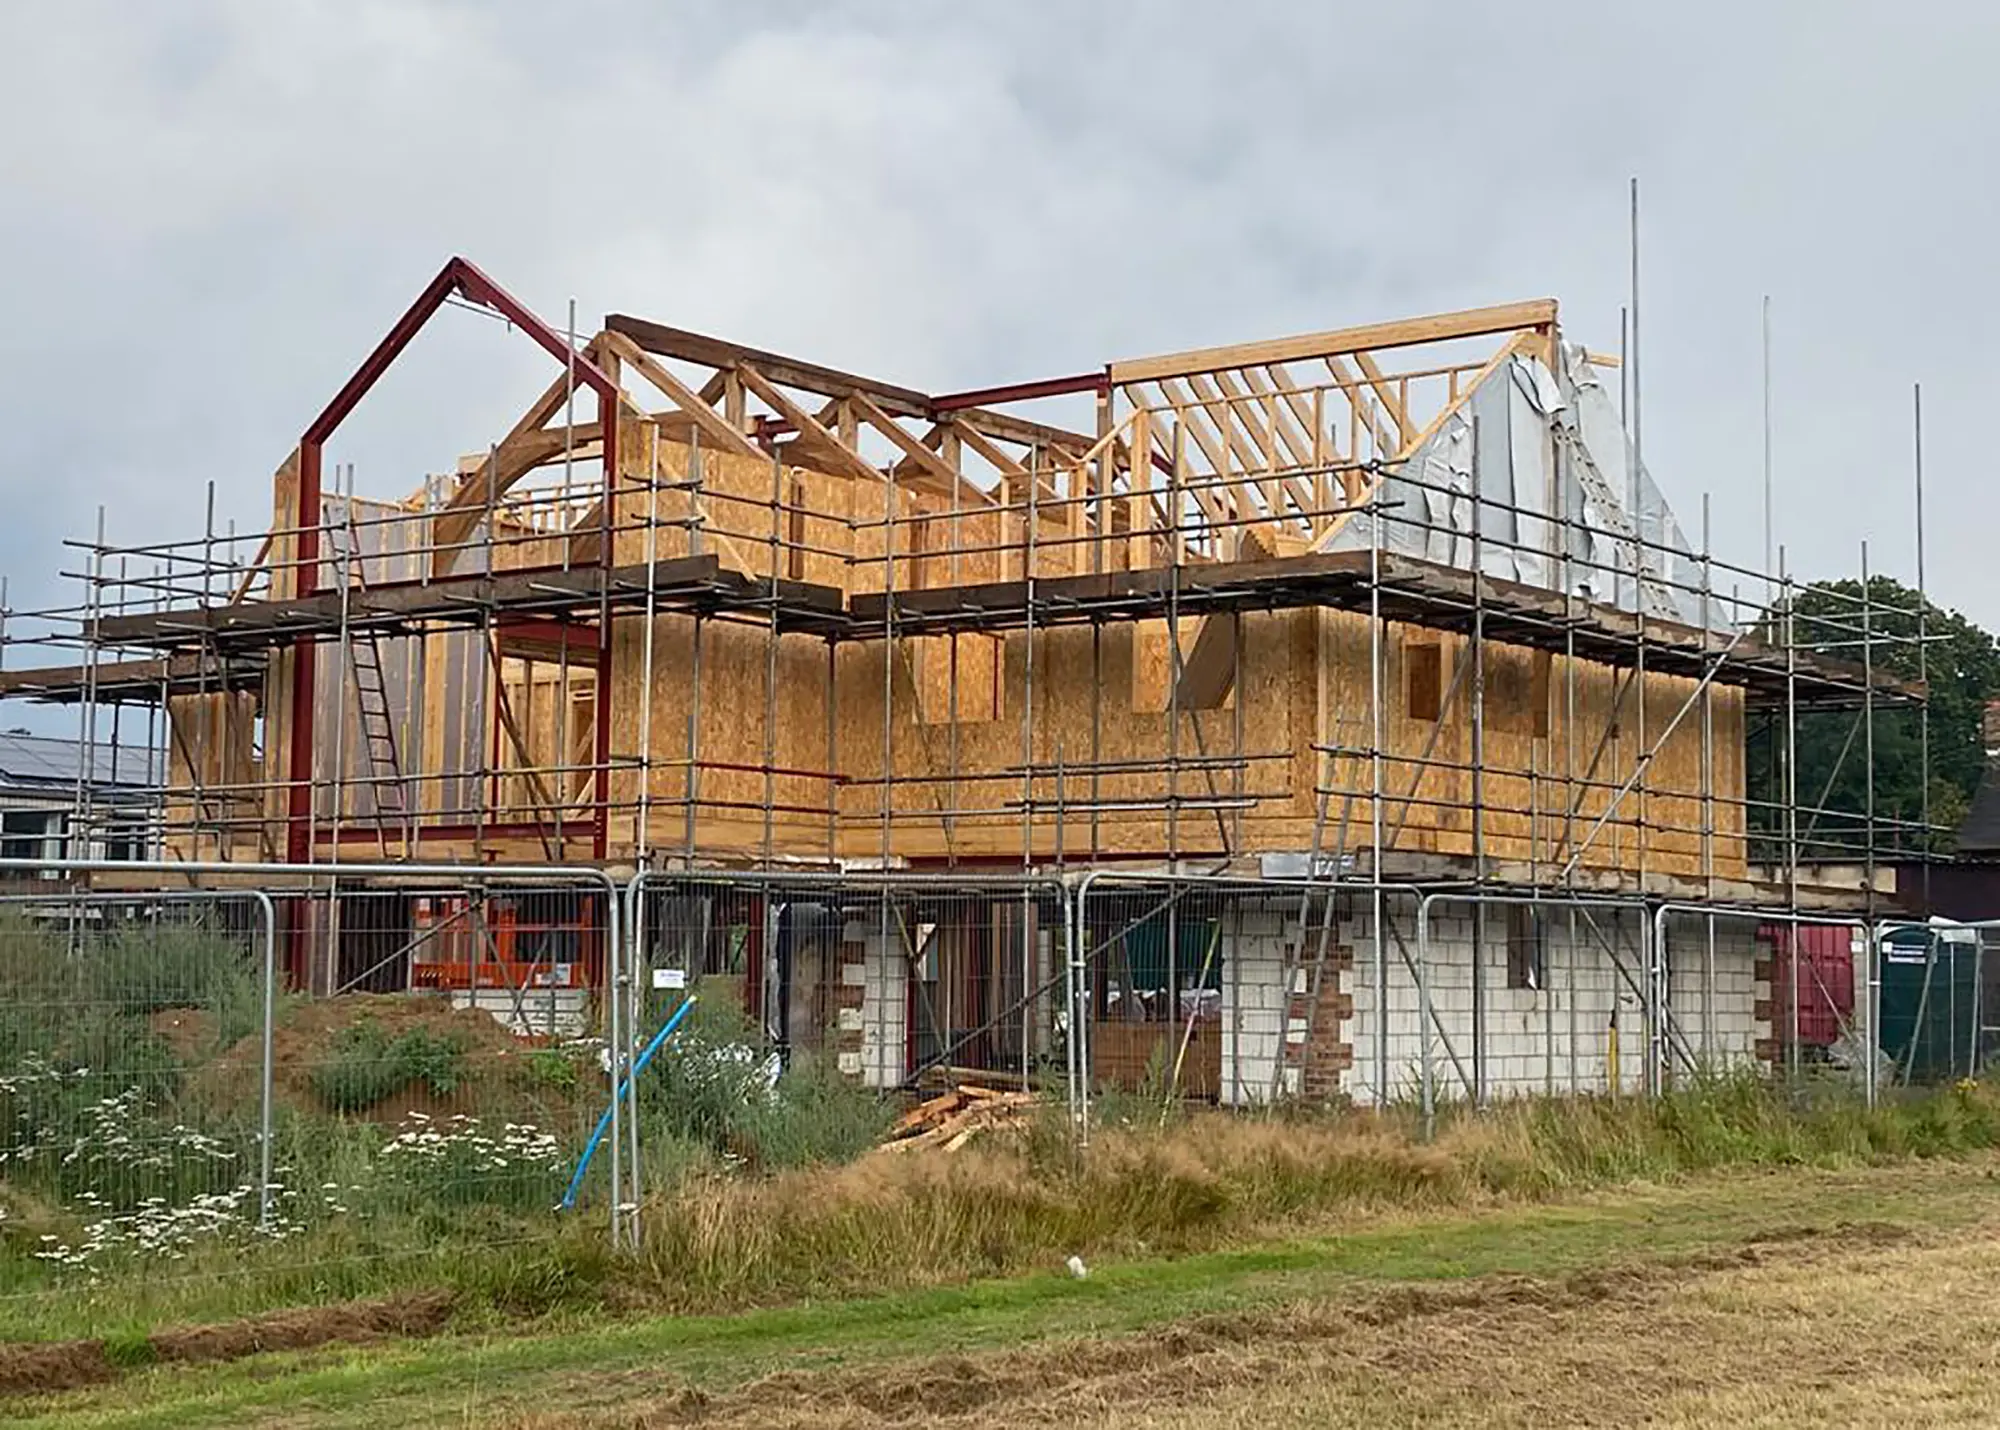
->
[1761,924,1856,1047]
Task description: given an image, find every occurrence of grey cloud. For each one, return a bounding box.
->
[0,0,1993,637]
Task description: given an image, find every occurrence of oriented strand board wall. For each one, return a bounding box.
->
[246,426,1749,880]
[828,611,1314,862]
[1311,610,1747,880]
[609,424,855,587]
[607,614,835,861]
[816,607,1744,877]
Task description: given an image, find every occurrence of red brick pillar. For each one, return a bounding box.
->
[1283,941,1355,1102]
[1752,936,1780,1069]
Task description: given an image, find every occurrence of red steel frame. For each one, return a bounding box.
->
[282,257,621,867]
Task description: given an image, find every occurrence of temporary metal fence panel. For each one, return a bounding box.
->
[0,880,275,1328]
[1654,904,1877,1104]
[281,877,611,1224]
[1074,873,1482,1119]
[622,869,1071,1239]
[0,856,623,1326]
[1076,873,1327,1113]
[1070,877,1801,1119]
[1869,917,1998,1086]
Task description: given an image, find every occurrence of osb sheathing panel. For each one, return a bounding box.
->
[826,610,1312,861]
[609,428,855,587]
[605,614,835,862]
[1312,609,1747,879]
[163,690,264,862]
[602,431,1075,595]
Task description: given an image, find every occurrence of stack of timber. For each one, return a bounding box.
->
[877,1085,1039,1153]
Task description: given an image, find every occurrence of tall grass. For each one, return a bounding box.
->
[4,1068,2000,1337]
[628,1071,2000,1310]
[635,989,893,1170]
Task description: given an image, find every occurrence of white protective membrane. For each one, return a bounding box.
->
[1325,346,1724,632]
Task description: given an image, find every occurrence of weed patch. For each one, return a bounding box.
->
[636,990,893,1170]
[307,1020,469,1113]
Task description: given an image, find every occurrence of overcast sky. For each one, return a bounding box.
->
[1,1,1994,649]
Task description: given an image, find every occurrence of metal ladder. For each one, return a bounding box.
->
[325,508,407,823]
[1265,708,1363,1104]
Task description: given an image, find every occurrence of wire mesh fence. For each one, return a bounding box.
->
[1654,908,1873,1094]
[0,865,619,1330]
[629,871,1071,1091]
[1867,917,2000,1086]
[269,880,610,1224]
[10,853,2000,1329]
[615,870,1072,1240]
[0,886,274,1316]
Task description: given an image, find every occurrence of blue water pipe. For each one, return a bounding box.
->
[560,993,697,1211]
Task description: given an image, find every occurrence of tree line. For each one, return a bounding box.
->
[1745,576,2000,859]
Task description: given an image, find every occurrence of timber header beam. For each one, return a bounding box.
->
[605,313,1097,455]
[1109,298,1560,385]
[606,314,933,419]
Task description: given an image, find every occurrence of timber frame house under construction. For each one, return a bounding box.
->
[0,256,1932,1105]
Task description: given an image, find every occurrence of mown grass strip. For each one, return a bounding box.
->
[25,1158,2000,1430]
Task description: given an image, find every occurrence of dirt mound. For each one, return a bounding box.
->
[0,1340,113,1396]
[149,1007,217,1063]
[187,994,589,1129]
[149,1289,454,1364]
[0,1291,456,1398]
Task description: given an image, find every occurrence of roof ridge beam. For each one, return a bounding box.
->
[606,314,932,418]
[1110,298,1558,385]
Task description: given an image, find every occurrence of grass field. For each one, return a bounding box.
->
[14,1154,2000,1428]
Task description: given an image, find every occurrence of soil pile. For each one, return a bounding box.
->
[187,994,592,1129]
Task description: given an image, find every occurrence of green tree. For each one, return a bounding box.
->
[1748,576,2000,857]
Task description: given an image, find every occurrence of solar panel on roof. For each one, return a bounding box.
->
[0,732,161,790]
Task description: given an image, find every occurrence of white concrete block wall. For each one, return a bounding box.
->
[1660,914,1765,1067]
[452,988,590,1040]
[1344,905,1427,1106]
[1218,903,1295,1105]
[1341,902,1763,1106]
[844,888,1773,1104]
[851,919,906,1090]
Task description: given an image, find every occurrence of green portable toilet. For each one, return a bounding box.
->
[1877,922,1983,1083]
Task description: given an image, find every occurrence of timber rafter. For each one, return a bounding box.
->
[401,298,1569,583]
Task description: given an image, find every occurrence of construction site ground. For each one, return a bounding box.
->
[14,1155,2000,1428]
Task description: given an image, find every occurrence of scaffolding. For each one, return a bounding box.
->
[0,258,1942,1101]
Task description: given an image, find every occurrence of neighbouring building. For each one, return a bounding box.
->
[0,728,160,868]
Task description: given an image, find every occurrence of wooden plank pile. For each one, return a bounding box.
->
[876,1085,1038,1153]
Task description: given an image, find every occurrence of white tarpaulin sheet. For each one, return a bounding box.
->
[1327,345,1722,631]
